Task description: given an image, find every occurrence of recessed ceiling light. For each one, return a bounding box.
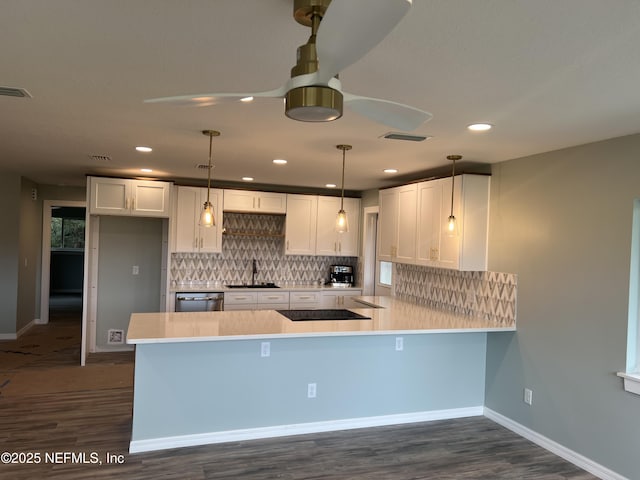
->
[467,123,493,132]
[240,96,254,102]
[140,168,153,173]
[242,176,254,182]
[273,158,288,165]
[325,183,337,188]
[383,168,398,174]
[135,146,153,152]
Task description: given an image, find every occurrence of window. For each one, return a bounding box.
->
[51,217,85,249]
[379,261,392,286]
[619,199,640,395]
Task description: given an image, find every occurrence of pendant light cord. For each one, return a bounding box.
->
[449,156,455,216]
[206,132,213,204]
[340,147,346,210]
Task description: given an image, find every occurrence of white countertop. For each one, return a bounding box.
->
[126,296,515,344]
[171,283,362,293]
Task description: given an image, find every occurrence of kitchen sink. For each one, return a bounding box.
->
[226,283,279,289]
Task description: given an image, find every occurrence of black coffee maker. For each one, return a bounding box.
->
[329,265,354,287]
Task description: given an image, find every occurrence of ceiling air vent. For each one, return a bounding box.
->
[380,132,431,142]
[0,86,32,98]
[89,154,112,162]
[196,164,213,170]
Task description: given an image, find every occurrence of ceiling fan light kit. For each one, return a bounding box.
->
[285,86,343,122]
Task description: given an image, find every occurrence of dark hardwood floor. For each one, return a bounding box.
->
[0,312,597,480]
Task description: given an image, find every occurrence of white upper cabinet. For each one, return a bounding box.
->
[316,196,361,257]
[378,187,399,261]
[89,177,171,217]
[379,175,490,271]
[285,194,318,255]
[377,184,416,262]
[174,186,223,253]
[223,189,286,214]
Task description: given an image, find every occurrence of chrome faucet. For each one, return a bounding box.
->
[252,259,257,285]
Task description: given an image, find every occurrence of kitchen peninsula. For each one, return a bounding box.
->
[126,296,515,453]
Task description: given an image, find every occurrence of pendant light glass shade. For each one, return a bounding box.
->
[446,154,461,237]
[200,201,214,227]
[200,130,220,227]
[335,144,352,233]
[336,209,349,233]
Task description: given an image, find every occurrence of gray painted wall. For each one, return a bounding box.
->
[485,133,640,479]
[96,216,163,349]
[132,333,487,442]
[17,178,41,331]
[0,173,21,335]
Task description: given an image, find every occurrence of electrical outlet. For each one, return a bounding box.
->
[261,342,270,357]
[132,265,139,275]
[307,383,317,398]
[524,388,533,405]
[395,337,404,351]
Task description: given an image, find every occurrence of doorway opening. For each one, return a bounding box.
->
[40,201,86,324]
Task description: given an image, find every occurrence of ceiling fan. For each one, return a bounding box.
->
[145,0,432,131]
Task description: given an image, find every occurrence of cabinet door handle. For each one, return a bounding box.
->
[287,240,289,250]
[258,197,261,209]
[334,242,337,252]
[234,296,248,300]
[253,198,256,209]
[339,242,342,253]
[200,237,204,249]
[265,296,280,300]
[298,295,311,300]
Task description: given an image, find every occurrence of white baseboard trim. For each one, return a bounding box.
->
[130,406,483,454]
[484,408,628,480]
[34,318,48,325]
[0,319,37,340]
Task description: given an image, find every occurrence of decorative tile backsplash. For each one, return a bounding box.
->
[394,264,517,325]
[171,213,357,285]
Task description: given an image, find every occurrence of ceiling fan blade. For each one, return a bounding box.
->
[144,86,286,107]
[316,0,411,83]
[343,92,432,131]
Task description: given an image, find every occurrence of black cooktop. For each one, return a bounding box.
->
[277,309,371,321]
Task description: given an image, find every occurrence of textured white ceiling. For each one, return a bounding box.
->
[1,0,639,191]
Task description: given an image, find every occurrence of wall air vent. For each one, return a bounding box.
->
[380,132,431,142]
[0,86,32,98]
[89,154,112,162]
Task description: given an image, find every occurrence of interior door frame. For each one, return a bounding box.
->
[40,200,87,324]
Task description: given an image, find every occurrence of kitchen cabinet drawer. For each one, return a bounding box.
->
[257,291,290,304]
[321,290,363,309]
[290,291,321,304]
[255,303,289,311]
[224,292,258,305]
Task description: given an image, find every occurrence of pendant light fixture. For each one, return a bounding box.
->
[200,129,220,227]
[446,154,462,235]
[335,144,352,233]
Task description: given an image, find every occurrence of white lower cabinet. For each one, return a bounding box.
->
[224,291,290,311]
[174,186,223,253]
[321,290,363,309]
[223,289,362,310]
[289,291,321,309]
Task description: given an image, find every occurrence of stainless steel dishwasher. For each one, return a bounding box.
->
[175,292,224,312]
